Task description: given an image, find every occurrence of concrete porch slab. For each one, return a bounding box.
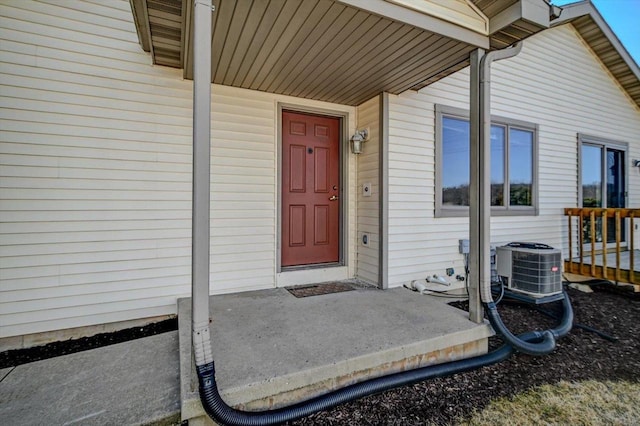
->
[179,284,493,423]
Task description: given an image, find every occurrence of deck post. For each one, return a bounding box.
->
[568,212,573,273]
[468,48,485,324]
[631,213,635,283]
[602,210,607,279]
[191,0,214,366]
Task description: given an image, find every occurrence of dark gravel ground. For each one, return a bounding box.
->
[0,317,177,369]
[2,284,637,425]
[290,283,640,425]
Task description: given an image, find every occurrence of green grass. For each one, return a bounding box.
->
[460,380,640,425]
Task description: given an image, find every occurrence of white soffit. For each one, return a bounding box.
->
[387,0,489,35]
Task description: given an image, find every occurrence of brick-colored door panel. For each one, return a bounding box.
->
[282,111,340,267]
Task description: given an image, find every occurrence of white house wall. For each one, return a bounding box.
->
[0,0,357,339]
[355,96,380,285]
[386,23,640,289]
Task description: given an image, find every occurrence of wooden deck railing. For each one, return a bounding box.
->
[564,208,640,283]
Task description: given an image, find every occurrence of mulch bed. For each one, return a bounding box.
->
[290,284,639,425]
[2,284,637,425]
[0,317,177,369]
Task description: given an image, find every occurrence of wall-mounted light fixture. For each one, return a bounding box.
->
[634,160,640,167]
[350,128,369,154]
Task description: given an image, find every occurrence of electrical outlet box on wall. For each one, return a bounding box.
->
[363,182,372,197]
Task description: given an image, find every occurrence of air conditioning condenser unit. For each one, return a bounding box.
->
[496,242,562,297]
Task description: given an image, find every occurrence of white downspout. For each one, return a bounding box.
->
[468,48,485,323]
[468,42,522,323]
[478,42,523,304]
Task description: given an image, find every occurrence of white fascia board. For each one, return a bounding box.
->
[550,0,590,22]
[388,0,488,34]
[489,0,552,35]
[129,0,152,53]
[336,0,490,49]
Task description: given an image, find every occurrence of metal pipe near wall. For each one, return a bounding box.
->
[476,42,523,306]
[468,47,485,324]
[469,44,524,324]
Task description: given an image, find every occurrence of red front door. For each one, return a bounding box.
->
[282,111,340,267]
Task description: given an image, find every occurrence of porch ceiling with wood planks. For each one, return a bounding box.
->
[130,0,551,106]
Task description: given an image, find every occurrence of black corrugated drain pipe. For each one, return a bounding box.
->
[484,290,573,355]
[196,291,573,426]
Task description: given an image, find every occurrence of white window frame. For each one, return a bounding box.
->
[435,104,539,217]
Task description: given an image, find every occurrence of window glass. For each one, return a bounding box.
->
[490,125,505,206]
[442,116,470,206]
[606,148,624,208]
[437,108,537,216]
[581,145,602,207]
[441,119,508,207]
[509,128,533,206]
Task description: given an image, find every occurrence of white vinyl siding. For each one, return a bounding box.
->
[0,0,192,338]
[385,23,640,288]
[0,0,357,338]
[210,88,275,293]
[356,96,380,284]
[386,94,435,285]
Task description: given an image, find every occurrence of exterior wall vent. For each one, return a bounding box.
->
[496,242,562,297]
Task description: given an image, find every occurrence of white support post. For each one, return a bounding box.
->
[191,0,214,366]
[468,48,486,324]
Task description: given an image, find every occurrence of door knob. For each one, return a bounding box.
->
[329,195,339,201]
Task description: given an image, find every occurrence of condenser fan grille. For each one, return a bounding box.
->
[496,243,563,297]
[511,251,562,295]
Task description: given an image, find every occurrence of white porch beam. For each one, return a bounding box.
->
[336,0,490,49]
[191,0,214,366]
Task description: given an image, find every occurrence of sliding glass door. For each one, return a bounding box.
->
[581,137,626,244]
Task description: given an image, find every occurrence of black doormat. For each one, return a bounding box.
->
[286,282,355,298]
